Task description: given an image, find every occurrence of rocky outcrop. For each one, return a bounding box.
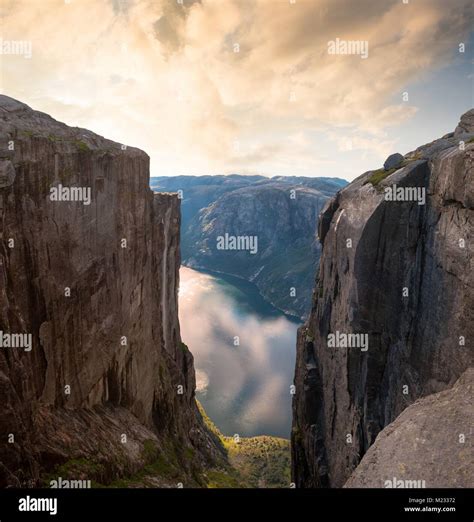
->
[344,368,474,488]
[454,108,474,137]
[153,175,346,318]
[292,110,474,488]
[0,96,223,487]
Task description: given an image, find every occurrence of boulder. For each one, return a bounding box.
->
[383,152,404,171]
[454,108,474,137]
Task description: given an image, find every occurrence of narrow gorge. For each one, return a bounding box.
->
[1,95,472,492]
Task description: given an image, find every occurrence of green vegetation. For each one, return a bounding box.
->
[467,136,474,144]
[106,453,179,488]
[41,405,291,489]
[40,438,193,489]
[74,140,90,152]
[197,400,222,441]
[142,439,159,461]
[184,447,195,460]
[411,151,423,160]
[221,436,291,488]
[106,440,185,488]
[40,457,106,487]
[197,401,291,488]
[247,243,315,316]
[206,470,242,488]
[54,457,104,477]
[365,167,397,187]
[365,154,429,188]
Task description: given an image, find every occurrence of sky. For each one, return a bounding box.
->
[1,0,473,181]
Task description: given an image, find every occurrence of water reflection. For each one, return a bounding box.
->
[179,267,300,439]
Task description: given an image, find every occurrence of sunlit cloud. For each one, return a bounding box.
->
[1,0,472,179]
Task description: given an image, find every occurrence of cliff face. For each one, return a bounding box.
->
[344,368,473,488]
[0,96,222,487]
[292,110,474,487]
[153,175,346,318]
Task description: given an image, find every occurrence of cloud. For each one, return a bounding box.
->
[1,0,472,176]
[328,130,398,159]
[240,374,288,431]
[178,267,296,436]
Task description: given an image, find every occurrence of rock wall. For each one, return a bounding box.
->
[292,110,474,488]
[0,96,222,487]
[344,368,473,488]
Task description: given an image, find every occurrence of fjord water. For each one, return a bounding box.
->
[179,267,300,439]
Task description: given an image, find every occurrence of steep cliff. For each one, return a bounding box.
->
[0,96,224,487]
[344,368,473,488]
[153,175,346,318]
[292,110,474,487]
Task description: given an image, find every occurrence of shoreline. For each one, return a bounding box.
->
[181,262,303,324]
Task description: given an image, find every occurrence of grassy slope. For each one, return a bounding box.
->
[197,402,291,488]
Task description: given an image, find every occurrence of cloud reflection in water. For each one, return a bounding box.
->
[179,267,299,438]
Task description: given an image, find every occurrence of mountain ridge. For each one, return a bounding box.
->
[152,175,347,318]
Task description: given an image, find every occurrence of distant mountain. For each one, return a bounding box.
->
[151,175,347,318]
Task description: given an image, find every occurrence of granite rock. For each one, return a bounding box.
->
[0,96,224,487]
[292,109,474,488]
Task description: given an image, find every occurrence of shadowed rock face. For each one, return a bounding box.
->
[0,96,223,487]
[292,109,474,488]
[344,368,474,488]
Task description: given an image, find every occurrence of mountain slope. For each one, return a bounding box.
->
[152,175,346,318]
[292,109,474,488]
[197,402,291,488]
